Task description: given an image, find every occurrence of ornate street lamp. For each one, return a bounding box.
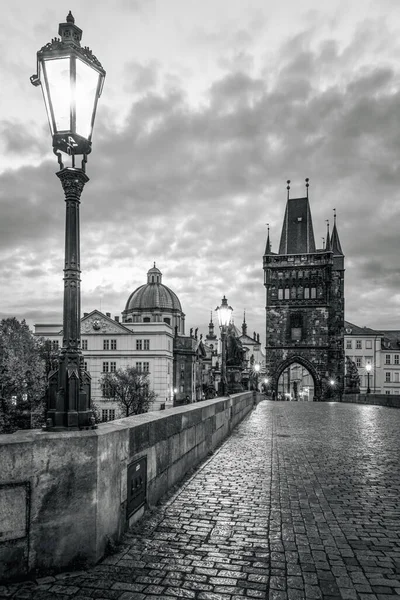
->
[215,296,233,397]
[365,363,372,394]
[31,13,106,429]
[254,362,260,392]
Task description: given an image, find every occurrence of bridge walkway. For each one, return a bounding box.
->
[4,400,400,599]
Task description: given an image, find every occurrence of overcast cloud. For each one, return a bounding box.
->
[1,0,400,340]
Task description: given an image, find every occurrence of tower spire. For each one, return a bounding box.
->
[325,219,332,251]
[305,177,309,198]
[242,310,247,336]
[264,223,271,254]
[331,208,343,255]
[287,179,291,200]
[278,179,316,254]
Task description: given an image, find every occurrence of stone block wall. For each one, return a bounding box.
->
[342,394,400,408]
[0,392,254,582]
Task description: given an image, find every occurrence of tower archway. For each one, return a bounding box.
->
[273,355,321,401]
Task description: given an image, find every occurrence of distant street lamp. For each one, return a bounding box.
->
[365,364,372,394]
[254,363,260,392]
[215,296,233,397]
[31,13,105,429]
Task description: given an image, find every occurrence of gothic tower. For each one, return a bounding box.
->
[263,180,345,400]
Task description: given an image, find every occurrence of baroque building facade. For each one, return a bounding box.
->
[35,265,198,419]
[263,181,345,400]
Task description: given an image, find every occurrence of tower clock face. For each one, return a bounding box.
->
[92,319,101,330]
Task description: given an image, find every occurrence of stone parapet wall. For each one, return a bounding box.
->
[0,392,255,582]
[342,393,400,408]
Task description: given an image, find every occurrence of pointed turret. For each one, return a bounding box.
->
[325,220,332,252]
[206,310,217,341]
[331,209,343,255]
[242,310,247,336]
[331,209,344,270]
[278,179,316,254]
[264,224,271,255]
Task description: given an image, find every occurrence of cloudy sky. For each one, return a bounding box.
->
[1,0,400,341]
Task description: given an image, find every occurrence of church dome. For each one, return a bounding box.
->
[124,264,182,313]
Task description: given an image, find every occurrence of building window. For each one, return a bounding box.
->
[82,339,88,350]
[52,340,59,350]
[385,390,391,395]
[136,340,142,350]
[144,339,150,350]
[84,361,88,371]
[164,318,171,325]
[290,313,303,341]
[385,354,391,365]
[297,286,303,299]
[356,340,362,350]
[394,373,399,383]
[304,288,310,299]
[356,357,362,368]
[103,362,109,373]
[284,288,290,300]
[385,372,391,382]
[136,362,142,371]
[291,286,296,299]
[102,409,116,422]
[180,385,184,393]
[365,340,372,349]
[278,288,283,300]
[110,361,116,373]
[143,362,150,373]
[311,287,316,299]
[395,355,399,365]
[346,340,352,349]
[111,339,117,350]
[103,339,109,350]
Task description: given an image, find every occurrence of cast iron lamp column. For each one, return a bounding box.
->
[215,296,233,397]
[31,13,105,429]
[366,363,372,394]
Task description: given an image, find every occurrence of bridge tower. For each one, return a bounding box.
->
[263,180,345,400]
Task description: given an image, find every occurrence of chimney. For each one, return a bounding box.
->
[106,312,111,318]
[114,316,120,322]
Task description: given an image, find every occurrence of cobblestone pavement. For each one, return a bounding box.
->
[4,400,400,600]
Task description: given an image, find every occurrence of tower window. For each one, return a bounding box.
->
[311,287,316,299]
[290,313,303,341]
[284,288,290,300]
[304,288,310,299]
[278,288,283,300]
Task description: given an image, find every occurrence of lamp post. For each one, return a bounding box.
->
[366,364,371,394]
[263,377,269,396]
[254,363,260,392]
[215,296,233,397]
[31,13,105,429]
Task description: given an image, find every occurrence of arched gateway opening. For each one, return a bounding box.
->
[274,356,321,401]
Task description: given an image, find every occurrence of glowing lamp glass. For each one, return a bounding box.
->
[37,49,104,154]
[216,296,233,328]
[365,364,372,372]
